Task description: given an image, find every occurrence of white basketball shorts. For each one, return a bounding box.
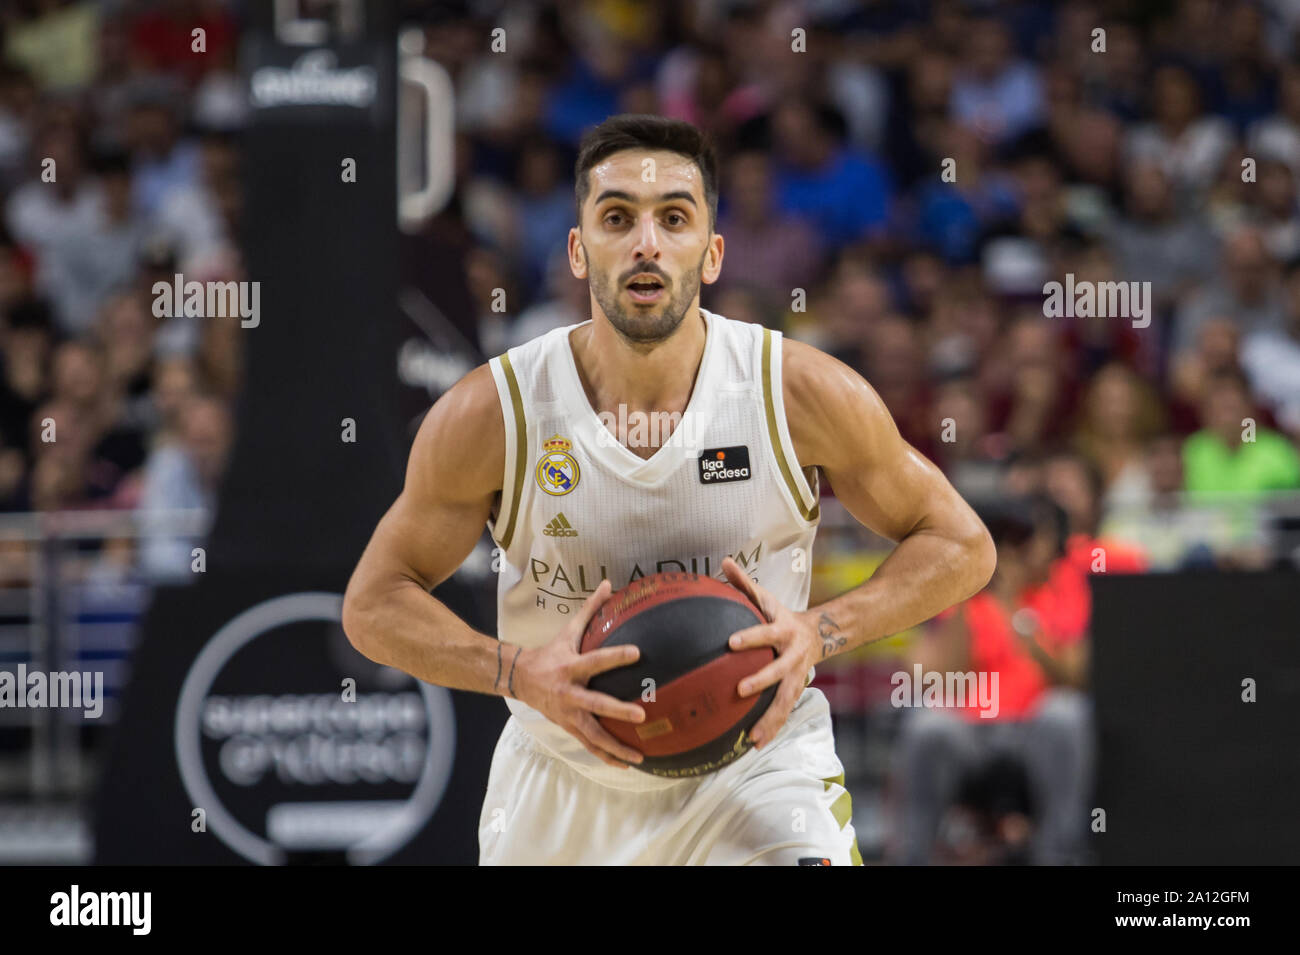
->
[477,687,863,865]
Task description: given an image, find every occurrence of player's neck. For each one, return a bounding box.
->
[570,305,707,414]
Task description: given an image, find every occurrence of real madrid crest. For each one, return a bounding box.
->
[536,434,580,496]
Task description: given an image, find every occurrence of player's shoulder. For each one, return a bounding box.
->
[779,335,873,418]
[437,361,502,426]
[409,362,505,494]
[777,333,892,466]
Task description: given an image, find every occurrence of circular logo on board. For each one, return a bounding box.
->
[174,592,455,865]
[536,434,580,496]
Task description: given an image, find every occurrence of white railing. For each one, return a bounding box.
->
[0,508,211,798]
[815,489,1300,571]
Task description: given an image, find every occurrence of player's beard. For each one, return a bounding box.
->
[585,245,706,345]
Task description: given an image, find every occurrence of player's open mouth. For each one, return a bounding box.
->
[626,275,666,303]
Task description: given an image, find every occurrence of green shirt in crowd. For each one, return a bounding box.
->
[1183,428,1300,496]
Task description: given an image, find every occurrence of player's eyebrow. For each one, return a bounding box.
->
[594,189,698,208]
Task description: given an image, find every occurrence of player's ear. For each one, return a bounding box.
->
[700,230,724,285]
[568,227,587,279]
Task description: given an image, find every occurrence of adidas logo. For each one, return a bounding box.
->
[542,513,578,537]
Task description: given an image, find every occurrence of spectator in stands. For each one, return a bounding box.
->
[4,121,102,331]
[27,395,96,510]
[1175,225,1287,357]
[152,129,236,265]
[1248,61,1300,176]
[1183,368,1300,495]
[44,148,144,336]
[508,135,574,296]
[1248,158,1300,261]
[713,149,823,305]
[768,98,892,250]
[1059,240,1161,378]
[149,356,199,449]
[137,394,231,582]
[2,0,98,93]
[859,314,931,445]
[463,243,518,356]
[912,120,1018,264]
[121,75,199,217]
[1108,160,1217,315]
[0,66,37,188]
[127,0,237,89]
[1103,431,1274,570]
[1124,64,1233,199]
[985,312,1078,453]
[923,275,1000,382]
[892,496,1093,865]
[1169,317,1243,433]
[48,339,145,503]
[0,232,32,309]
[1042,449,1147,574]
[509,250,589,350]
[0,297,50,453]
[706,283,774,329]
[786,253,890,364]
[97,289,156,435]
[1072,362,1167,501]
[949,16,1044,147]
[925,375,1004,502]
[1241,256,1300,438]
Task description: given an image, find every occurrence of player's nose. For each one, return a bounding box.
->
[632,217,661,260]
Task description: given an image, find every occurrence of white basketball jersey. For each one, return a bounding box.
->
[485,307,821,790]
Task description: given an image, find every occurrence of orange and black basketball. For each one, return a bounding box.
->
[581,572,777,778]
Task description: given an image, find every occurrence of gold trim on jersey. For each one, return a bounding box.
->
[498,353,527,551]
[761,329,819,523]
[822,772,864,866]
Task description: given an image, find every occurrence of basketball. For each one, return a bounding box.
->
[581,572,778,778]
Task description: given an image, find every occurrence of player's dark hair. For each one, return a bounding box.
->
[574,114,719,230]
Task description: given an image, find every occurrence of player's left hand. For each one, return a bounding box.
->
[720,556,823,751]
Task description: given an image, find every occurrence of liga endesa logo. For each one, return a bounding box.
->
[174,593,455,865]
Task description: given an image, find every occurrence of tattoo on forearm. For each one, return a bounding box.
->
[494,642,504,694]
[506,646,521,698]
[817,612,846,659]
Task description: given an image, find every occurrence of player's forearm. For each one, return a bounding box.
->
[342,578,518,698]
[801,524,995,659]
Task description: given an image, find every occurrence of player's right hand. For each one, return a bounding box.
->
[513,579,646,768]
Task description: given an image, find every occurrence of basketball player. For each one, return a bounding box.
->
[343,115,996,865]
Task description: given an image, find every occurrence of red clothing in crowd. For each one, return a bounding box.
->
[130,8,237,82]
[937,533,1146,722]
[1062,532,1147,577]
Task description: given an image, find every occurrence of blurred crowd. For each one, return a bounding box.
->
[425,0,1300,572]
[4,0,1299,577]
[3,0,1297,863]
[408,0,1300,864]
[0,0,242,583]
